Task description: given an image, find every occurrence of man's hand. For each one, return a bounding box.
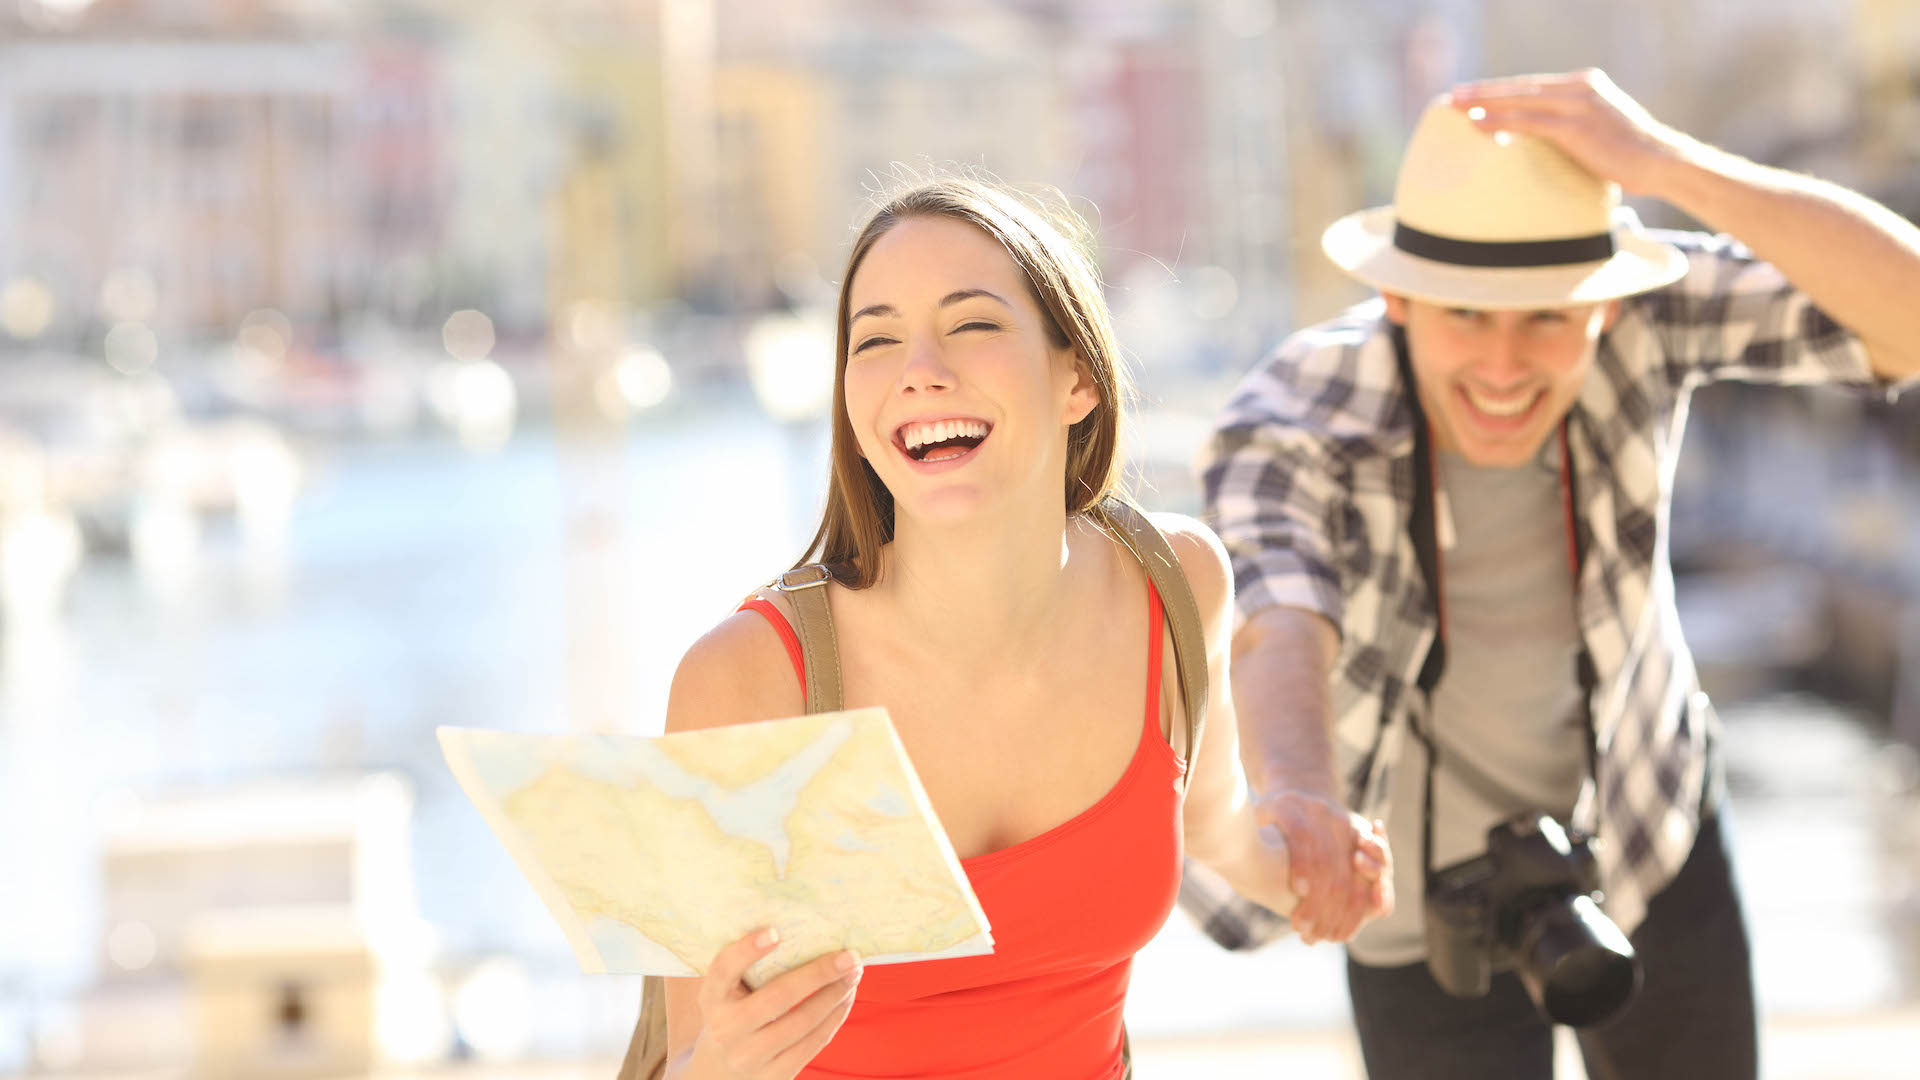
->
[1255,789,1392,944]
[1448,69,1691,199]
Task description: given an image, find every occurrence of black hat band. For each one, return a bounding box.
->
[1393,221,1616,268]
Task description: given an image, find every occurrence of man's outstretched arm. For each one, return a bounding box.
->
[1233,604,1384,945]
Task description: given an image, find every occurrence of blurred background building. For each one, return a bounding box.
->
[1,0,1918,1076]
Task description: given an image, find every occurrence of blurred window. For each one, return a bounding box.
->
[110,95,137,136]
[180,100,236,152]
[24,96,92,152]
[293,99,333,152]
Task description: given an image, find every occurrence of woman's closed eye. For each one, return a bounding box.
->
[853,321,996,354]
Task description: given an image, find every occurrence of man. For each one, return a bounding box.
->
[1184,69,1918,1079]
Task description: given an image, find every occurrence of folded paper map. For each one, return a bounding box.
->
[438,708,993,986]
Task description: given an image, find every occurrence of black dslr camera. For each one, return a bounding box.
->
[1424,815,1642,1026]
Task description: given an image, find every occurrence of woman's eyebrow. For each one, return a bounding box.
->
[940,288,1010,309]
[852,289,1010,324]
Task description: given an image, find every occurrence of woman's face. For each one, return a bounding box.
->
[841,215,1098,526]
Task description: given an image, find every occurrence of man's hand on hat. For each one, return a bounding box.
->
[1448,68,1694,200]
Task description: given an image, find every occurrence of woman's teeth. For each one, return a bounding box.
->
[902,418,989,451]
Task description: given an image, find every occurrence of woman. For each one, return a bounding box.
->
[661,176,1391,1079]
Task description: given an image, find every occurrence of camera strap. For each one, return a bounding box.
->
[1390,326,1600,887]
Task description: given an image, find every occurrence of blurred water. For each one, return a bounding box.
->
[0,390,828,995]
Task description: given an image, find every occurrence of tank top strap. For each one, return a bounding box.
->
[739,598,806,698]
[1143,579,1164,741]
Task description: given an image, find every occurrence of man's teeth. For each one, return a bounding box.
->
[903,419,989,450]
[1463,387,1536,417]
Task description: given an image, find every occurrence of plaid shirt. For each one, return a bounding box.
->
[1182,229,1883,950]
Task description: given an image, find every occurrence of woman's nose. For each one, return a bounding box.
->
[899,339,955,394]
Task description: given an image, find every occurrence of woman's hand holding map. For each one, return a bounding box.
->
[675,928,863,1080]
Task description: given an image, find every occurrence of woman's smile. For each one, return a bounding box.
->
[895,417,994,466]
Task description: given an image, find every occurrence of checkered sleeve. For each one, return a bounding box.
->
[1198,334,1366,632]
[1637,229,1876,391]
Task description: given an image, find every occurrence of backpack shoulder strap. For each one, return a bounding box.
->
[770,565,843,714]
[1099,496,1208,774]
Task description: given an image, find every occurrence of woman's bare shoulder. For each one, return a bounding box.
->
[666,598,808,734]
[1143,511,1232,629]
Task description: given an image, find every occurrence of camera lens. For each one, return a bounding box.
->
[1515,895,1641,1027]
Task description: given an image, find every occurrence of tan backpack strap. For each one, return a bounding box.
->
[1100,497,1208,774]
[774,565,844,714]
[617,976,668,1080]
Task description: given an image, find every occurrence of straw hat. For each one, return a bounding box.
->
[1321,97,1686,310]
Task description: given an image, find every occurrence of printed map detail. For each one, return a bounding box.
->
[438,708,992,985]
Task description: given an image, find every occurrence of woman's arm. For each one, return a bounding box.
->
[660,608,863,1080]
[1156,514,1391,925]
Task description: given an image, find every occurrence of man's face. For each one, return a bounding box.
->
[1386,293,1621,467]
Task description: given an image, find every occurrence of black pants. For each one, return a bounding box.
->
[1345,813,1757,1080]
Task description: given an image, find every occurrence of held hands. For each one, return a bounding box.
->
[1255,789,1392,945]
[685,929,862,1080]
[1448,69,1691,199]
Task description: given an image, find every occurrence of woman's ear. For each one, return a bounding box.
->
[1061,347,1099,426]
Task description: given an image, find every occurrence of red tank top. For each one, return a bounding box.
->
[738,581,1184,1079]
